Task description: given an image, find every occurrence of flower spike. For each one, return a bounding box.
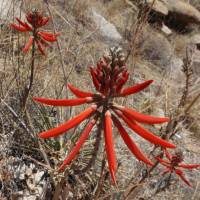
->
[35,48,178,184]
[39,105,97,138]
[10,11,60,55]
[58,118,97,172]
[157,149,199,187]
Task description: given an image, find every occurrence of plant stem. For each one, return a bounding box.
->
[22,34,36,110]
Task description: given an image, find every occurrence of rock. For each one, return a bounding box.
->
[140,30,173,68]
[191,49,200,75]
[91,10,122,44]
[161,23,172,35]
[145,0,200,32]
[166,0,200,24]
[190,34,200,49]
[147,0,168,15]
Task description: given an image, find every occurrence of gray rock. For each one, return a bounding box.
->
[92,10,122,44]
[140,30,173,68]
[190,34,200,49]
[146,0,200,26]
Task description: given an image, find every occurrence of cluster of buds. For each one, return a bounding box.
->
[156,149,200,187]
[34,48,175,185]
[10,10,60,55]
[90,47,128,96]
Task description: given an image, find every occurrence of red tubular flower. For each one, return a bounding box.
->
[34,48,175,184]
[112,115,153,166]
[10,11,60,55]
[104,111,117,185]
[39,106,97,138]
[114,110,175,148]
[58,118,97,172]
[119,80,153,97]
[113,105,169,124]
[33,97,93,106]
[67,83,94,98]
[156,149,200,187]
[23,36,34,53]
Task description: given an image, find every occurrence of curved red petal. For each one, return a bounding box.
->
[120,80,153,97]
[40,17,50,26]
[33,97,92,106]
[163,148,172,160]
[67,83,94,98]
[36,40,46,56]
[58,118,97,171]
[39,105,97,138]
[178,164,200,169]
[10,23,28,32]
[155,156,171,167]
[115,111,175,149]
[16,18,33,31]
[38,32,57,42]
[90,67,101,92]
[112,115,153,166]
[175,169,192,187]
[115,106,169,124]
[23,36,34,53]
[104,111,117,185]
[38,31,60,38]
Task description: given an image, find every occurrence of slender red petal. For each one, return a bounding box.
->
[26,15,32,24]
[10,23,28,32]
[38,32,57,42]
[175,169,192,187]
[38,105,97,138]
[16,18,33,31]
[115,74,129,93]
[36,40,46,56]
[38,31,60,38]
[178,164,200,169]
[112,115,153,166]
[58,118,97,172]
[163,148,172,160]
[104,111,117,185]
[115,110,176,149]
[67,83,94,98]
[119,80,154,97]
[33,97,92,106]
[90,67,101,91]
[115,106,169,124]
[155,156,171,167]
[161,168,171,176]
[23,36,34,53]
[40,17,50,26]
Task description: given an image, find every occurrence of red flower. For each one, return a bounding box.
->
[10,11,60,55]
[34,49,175,185]
[156,149,200,187]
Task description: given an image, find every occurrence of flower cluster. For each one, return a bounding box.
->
[34,48,175,185]
[10,10,60,55]
[156,149,200,187]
